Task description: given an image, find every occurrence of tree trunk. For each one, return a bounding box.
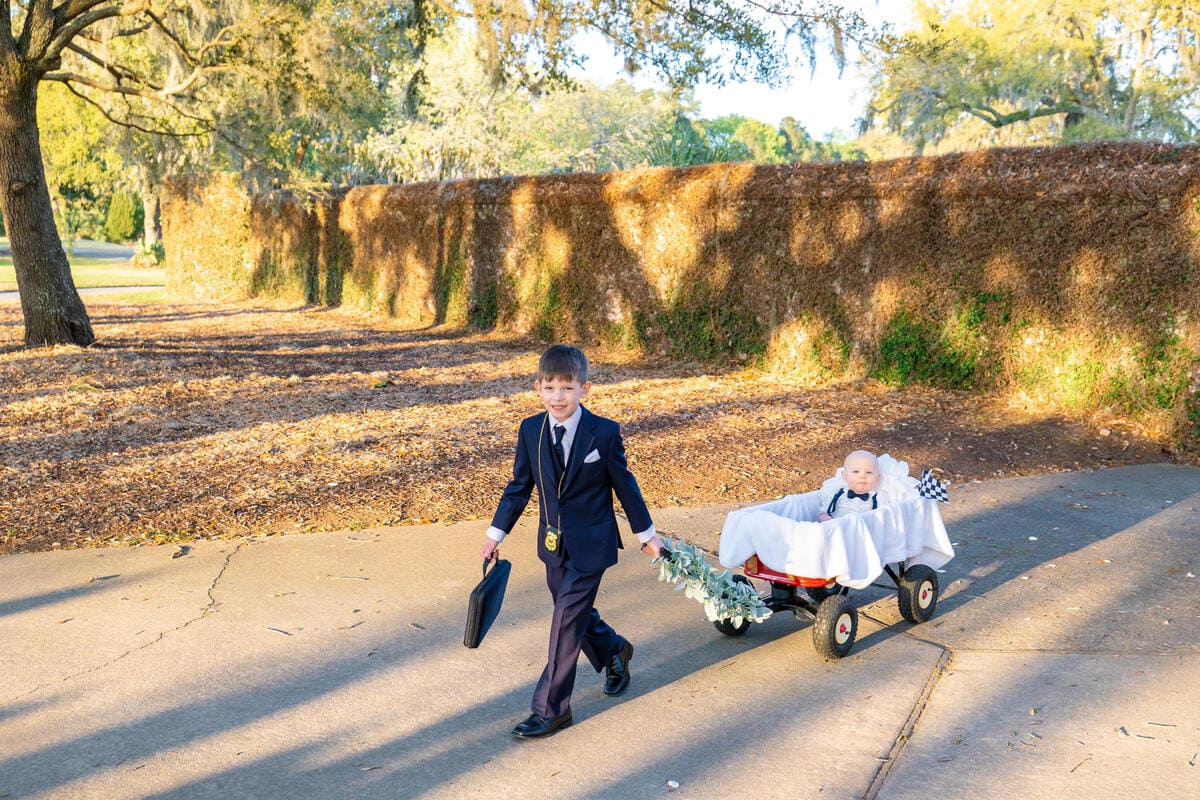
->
[141,178,161,248]
[1124,23,1151,134]
[0,77,94,347]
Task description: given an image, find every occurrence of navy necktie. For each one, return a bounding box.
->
[553,425,566,472]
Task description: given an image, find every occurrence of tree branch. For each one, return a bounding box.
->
[45,0,150,65]
[95,21,153,39]
[963,101,1081,128]
[156,63,205,96]
[140,11,241,73]
[928,89,1083,129]
[44,66,202,102]
[194,25,241,62]
[56,0,112,20]
[20,0,56,59]
[66,40,141,84]
[59,78,210,137]
[62,13,239,97]
[0,1,17,58]
[741,0,872,48]
[71,24,150,49]
[142,8,200,66]
[53,67,242,159]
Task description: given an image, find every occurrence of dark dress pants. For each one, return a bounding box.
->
[531,555,622,718]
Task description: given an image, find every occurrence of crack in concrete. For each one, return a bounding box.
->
[856,628,1196,799]
[856,606,1195,799]
[5,541,247,704]
[862,615,954,800]
[183,539,246,628]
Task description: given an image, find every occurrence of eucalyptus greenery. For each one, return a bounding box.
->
[653,540,772,626]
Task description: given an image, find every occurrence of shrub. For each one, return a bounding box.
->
[130,240,165,266]
[873,308,980,390]
[104,191,143,243]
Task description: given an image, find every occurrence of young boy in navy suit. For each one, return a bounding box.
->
[481,344,663,739]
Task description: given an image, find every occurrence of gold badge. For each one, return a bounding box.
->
[544,526,560,552]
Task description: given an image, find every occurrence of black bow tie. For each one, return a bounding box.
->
[846,490,873,501]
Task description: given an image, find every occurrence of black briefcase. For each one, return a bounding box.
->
[464,557,511,648]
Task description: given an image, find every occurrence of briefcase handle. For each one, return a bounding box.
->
[481,553,499,577]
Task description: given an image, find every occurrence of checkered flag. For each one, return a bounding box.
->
[917,469,950,503]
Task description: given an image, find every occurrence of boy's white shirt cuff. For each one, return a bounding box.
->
[489,524,655,544]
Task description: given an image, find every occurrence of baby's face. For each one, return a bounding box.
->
[843,455,878,493]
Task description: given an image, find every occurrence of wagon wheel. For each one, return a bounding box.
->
[812,594,857,659]
[898,564,939,624]
[712,574,754,637]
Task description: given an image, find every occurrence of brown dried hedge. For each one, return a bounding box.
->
[162,142,1200,452]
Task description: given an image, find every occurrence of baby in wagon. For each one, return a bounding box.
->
[817,450,915,521]
[717,448,951,593]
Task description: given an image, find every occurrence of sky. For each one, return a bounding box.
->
[569,1,916,140]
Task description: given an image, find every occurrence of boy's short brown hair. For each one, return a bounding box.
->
[538,344,589,383]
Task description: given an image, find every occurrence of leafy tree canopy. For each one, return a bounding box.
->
[45,0,419,187]
[366,27,688,180]
[462,0,866,92]
[37,83,121,247]
[365,2,875,180]
[43,0,868,188]
[864,0,1200,150]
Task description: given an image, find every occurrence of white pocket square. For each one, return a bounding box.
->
[583,449,601,463]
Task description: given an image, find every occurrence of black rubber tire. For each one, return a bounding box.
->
[898,564,939,624]
[812,594,857,659]
[712,574,754,636]
[713,617,752,636]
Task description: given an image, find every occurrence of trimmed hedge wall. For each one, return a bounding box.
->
[162,143,1200,452]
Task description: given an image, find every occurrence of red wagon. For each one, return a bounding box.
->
[712,487,953,659]
[713,553,940,659]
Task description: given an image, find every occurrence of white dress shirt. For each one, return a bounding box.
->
[828,492,876,519]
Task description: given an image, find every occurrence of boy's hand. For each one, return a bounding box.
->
[640,536,664,557]
[481,538,499,561]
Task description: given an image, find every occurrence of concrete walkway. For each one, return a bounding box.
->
[0,239,133,260]
[1,464,1197,799]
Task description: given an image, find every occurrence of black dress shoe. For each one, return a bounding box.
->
[603,640,633,696]
[512,710,572,739]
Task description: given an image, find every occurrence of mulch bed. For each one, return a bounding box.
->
[0,299,1175,554]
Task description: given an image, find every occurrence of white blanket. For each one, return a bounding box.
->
[718,492,954,590]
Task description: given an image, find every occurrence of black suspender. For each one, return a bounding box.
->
[826,488,876,516]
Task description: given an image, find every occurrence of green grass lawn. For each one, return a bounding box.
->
[90,287,166,304]
[0,255,164,291]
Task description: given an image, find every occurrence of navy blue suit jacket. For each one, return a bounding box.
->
[490,406,653,573]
